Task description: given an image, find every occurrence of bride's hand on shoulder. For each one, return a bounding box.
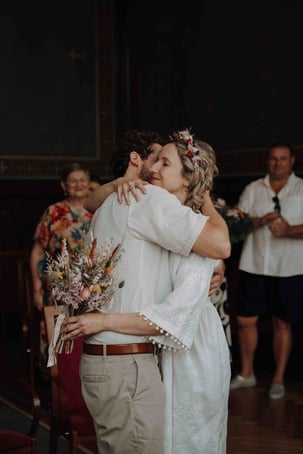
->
[116,178,148,205]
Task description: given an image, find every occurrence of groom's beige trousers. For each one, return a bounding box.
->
[80,350,164,454]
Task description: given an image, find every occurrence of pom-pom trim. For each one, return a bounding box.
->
[137,312,189,352]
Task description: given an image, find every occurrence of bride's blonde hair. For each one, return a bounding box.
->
[170,129,218,212]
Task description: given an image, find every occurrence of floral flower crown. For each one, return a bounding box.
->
[174,129,203,170]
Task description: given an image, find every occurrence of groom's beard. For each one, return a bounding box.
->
[139,168,152,182]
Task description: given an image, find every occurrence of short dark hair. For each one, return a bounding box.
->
[112,129,166,178]
[60,162,90,182]
[268,142,294,156]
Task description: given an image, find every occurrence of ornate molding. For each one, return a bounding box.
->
[0,0,115,181]
[0,157,113,181]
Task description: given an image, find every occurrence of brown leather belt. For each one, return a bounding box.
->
[83,342,154,356]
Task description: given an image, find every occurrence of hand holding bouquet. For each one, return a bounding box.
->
[46,237,122,366]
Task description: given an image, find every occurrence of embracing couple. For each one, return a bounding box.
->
[63,128,231,454]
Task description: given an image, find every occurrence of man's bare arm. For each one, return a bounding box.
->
[84,180,119,212]
[30,242,45,310]
[62,312,159,339]
[209,260,225,296]
[251,212,280,229]
[84,177,147,212]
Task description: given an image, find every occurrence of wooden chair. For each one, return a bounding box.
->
[20,261,42,387]
[43,305,98,454]
[0,250,30,364]
[0,250,42,389]
[0,377,41,454]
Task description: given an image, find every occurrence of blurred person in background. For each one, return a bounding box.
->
[30,162,93,373]
[230,142,303,399]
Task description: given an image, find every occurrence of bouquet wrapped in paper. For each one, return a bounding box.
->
[46,237,122,366]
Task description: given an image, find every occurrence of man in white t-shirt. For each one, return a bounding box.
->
[230,142,303,400]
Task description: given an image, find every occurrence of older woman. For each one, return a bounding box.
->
[64,130,230,454]
[30,163,93,376]
[30,162,93,310]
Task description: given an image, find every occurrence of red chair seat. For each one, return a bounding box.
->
[68,406,96,434]
[0,428,35,453]
[43,306,98,452]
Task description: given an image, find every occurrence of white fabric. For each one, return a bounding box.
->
[87,185,229,452]
[47,313,65,367]
[238,172,303,276]
[140,253,230,454]
[87,184,208,345]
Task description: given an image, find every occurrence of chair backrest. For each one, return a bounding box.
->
[0,377,41,454]
[22,263,40,386]
[43,306,90,413]
[43,306,96,438]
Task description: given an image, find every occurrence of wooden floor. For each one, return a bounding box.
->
[2,334,303,453]
[1,371,303,453]
[227,375,303,453]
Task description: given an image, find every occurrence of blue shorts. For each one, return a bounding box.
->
[237,271,303,323]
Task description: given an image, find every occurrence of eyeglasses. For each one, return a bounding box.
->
[272,196,281,213]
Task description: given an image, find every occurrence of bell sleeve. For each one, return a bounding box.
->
[139,253,218,351]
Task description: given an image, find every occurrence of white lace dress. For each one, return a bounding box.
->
[139,252,231,454]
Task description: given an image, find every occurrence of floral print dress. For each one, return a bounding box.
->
[33,200,93,368]
[34,200,93,295]
[34,200,93,257]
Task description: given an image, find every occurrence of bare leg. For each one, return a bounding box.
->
[272,316,292,384]
[236,315,259,377]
